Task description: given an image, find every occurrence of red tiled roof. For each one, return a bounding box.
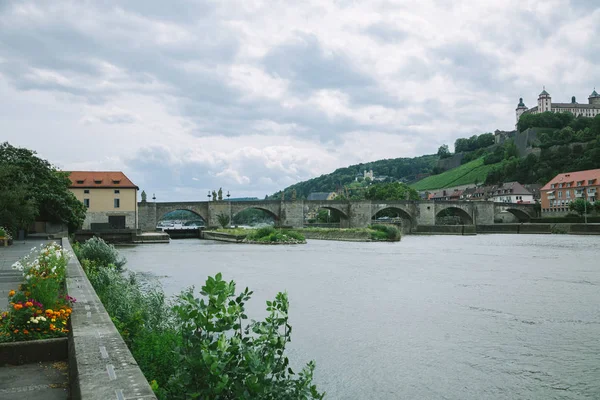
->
[541,169,600,191]
[68,171,138,189]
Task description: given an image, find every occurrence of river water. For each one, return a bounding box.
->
[118,235,600,399]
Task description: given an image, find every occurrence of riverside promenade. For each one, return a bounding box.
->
[0,239,68,399]
[1,238,155,399]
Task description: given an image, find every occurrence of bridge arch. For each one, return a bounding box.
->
[231,206,279,223]
[156,206,208,225]
[305,205,349,227]
[435,206,473,225]
[501,208,532,222]
[371,207,414,231]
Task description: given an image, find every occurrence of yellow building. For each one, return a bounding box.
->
[68,171,139,230]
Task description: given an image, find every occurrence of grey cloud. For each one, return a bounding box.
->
[262,33,375,93]
[364,24,407,43]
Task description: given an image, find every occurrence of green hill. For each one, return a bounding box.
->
[272,154,438,199]
[410,157,499,191]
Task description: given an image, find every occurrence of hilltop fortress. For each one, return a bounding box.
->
[516,87,600,124]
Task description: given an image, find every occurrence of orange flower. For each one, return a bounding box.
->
[23,329,29,335]
[49,324,56,331]
[13,329,18,333]
[45,309,53,315]
[13,304,23,311]
[36,310,43,315]
[8,290,15,297]
[25,301,33,308]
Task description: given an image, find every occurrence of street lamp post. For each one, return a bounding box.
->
[584,191,588,225]
[207,191,211,201]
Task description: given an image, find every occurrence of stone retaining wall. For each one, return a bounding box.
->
[414,225,477,235]
[303,230,372,241]
[63,239,157,400]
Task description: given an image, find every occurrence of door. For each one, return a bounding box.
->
[108,216,126,229]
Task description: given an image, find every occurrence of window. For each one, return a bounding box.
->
[551,184,555,189]
[114,199,120,208]
[558,183,563,188]
[84,189,90,194]
[558,191,562,198]
[589,179,597,185]
[577,181,584,186]
[94,180,102,184]
[566,191,570,198]
[83,199,90,208]
[114,189,120,194]
[112,180,121,184]
[76,180,84,184]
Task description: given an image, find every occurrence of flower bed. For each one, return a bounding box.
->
[0,226,13,246]
[0,242,74,342]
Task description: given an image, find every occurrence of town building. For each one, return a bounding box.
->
[489,182,534,203]
[354,169,389,182]
[516,88,600,125]
[541,169,599,214]
[68,171,139,229]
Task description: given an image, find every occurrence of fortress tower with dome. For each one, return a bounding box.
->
[516,87,600,125]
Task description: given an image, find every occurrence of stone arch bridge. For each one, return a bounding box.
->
[138,200,537,231]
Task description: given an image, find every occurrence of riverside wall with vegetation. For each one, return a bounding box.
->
[207,226,307,244]
[302,225,401,242]
[72,237,323,399]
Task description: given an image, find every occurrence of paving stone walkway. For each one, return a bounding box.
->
[0,239,49,311]
[0,239,68,399]
[0,361,69,399]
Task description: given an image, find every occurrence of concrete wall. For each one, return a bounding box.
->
[82,211,136,230]
[63,239,157,400]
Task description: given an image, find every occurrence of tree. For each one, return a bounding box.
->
[217,213,230,228]
[365,182,419,201]
[569,198,593,216]
[503,139,519,160]
[437,144,451,159]
[0,166,38,235]
[0,142,86,233]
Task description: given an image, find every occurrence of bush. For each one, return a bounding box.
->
[75,237,126,270]
[170,274,323,399]
[370,224,401,241]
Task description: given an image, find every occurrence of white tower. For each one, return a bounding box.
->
[515,97,528,124]
[538,87,551,112]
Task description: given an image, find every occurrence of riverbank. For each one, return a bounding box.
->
[204,227,306,244]
[413,223,600,235]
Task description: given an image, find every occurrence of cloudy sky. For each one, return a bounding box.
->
[1,1,599,200]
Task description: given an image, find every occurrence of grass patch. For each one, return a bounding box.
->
[411,157,501,191]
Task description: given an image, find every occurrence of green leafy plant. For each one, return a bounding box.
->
[217,213,230,229]
[170,274,323,399]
